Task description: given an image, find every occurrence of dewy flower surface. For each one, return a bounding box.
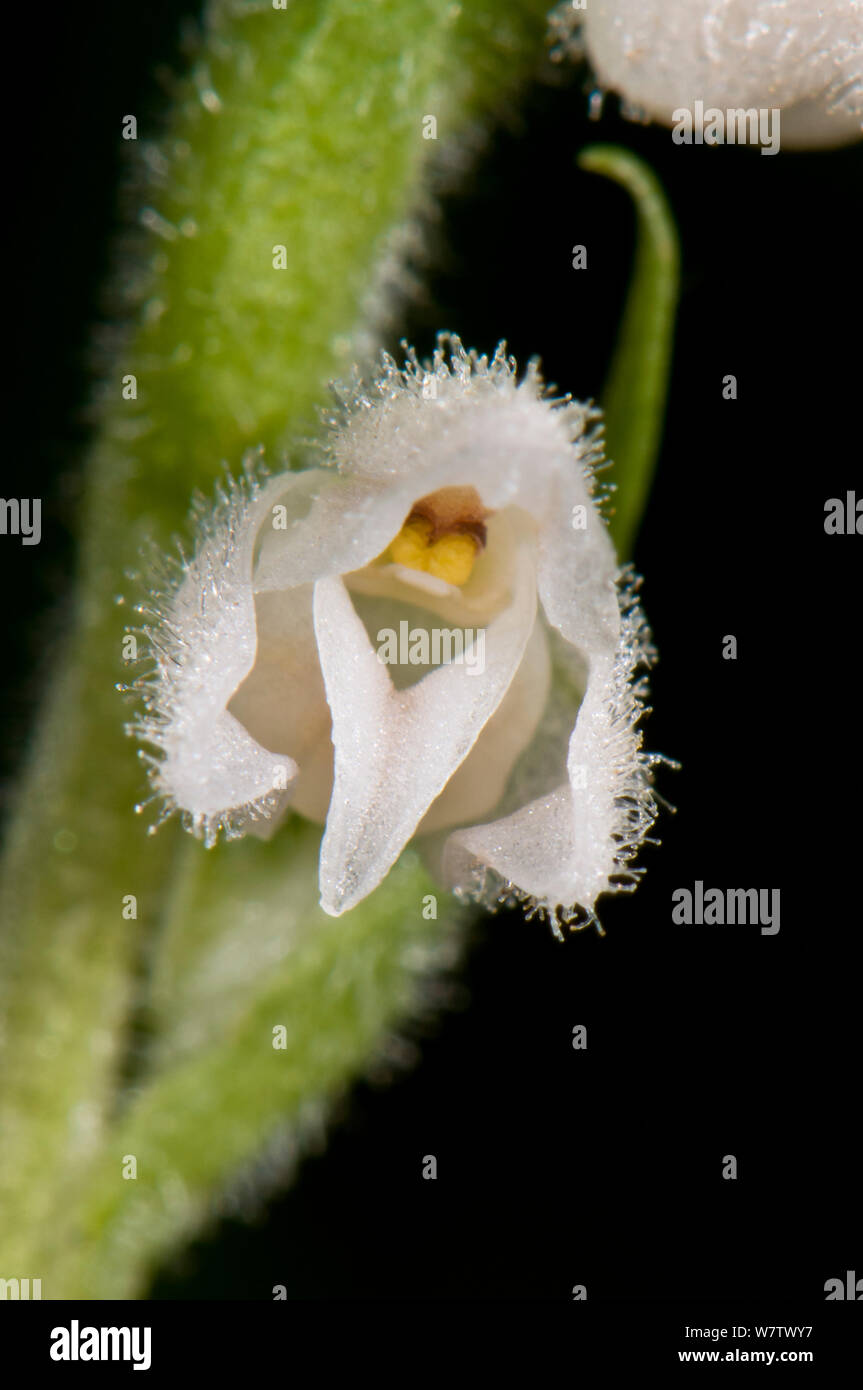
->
[552,0,863,149]
[135,338,662,935]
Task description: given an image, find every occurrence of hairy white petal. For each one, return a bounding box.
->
[136,477,303,844]
[444,785,582,912]
[435,407,655,922]
[315,535,538,917]
[568,0,863,148]
[443,578,658,928]
[536,451,620,652]
[253,469,396,595]
[319,342,601,527]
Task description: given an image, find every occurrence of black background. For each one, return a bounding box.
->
[2,2,861,1303]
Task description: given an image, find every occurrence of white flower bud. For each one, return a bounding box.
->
[553,0,863,150]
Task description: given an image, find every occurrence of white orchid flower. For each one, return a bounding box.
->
[135,338,661,935]
[552,0,863,149]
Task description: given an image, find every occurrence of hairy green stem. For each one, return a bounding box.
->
[0,0,549,1297]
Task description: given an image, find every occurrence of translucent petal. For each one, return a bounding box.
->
[315,536,538,916]
[441,454,652,916]
[417,616,551,835]
[228,584,333,823]
[443,580,657,918]
[144,478,306,842]
[580,0,863,149]
[254,365,599,596]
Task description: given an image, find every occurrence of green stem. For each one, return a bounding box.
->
[53,839,464,1299]
[577,145,680,558]
[0,0,550,1296]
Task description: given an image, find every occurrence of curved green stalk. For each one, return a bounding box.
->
[577,145,680,558]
